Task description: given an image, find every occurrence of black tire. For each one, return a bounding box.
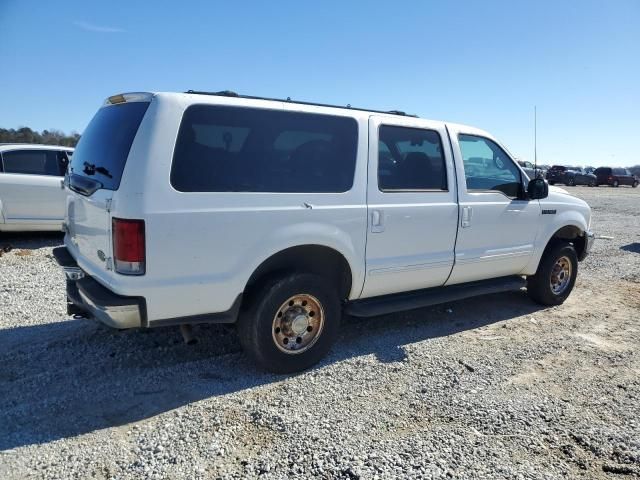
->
[567,177,575,186]
[613,180,619,187]
[588,180,596,187]
[548,181,555,185]
[527,242,578,306]
[633,181,639,188]
[237,273,341,373]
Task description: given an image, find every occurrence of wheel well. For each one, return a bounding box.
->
[546,225,586,259]
[245,245,353,300]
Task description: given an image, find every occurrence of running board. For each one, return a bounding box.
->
[345,275,526,317]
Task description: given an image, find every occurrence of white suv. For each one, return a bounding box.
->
[54,91,594,372]
[0,144,73,231]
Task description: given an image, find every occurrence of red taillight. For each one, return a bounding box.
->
[608,175,613,180]
[112,218,145,275]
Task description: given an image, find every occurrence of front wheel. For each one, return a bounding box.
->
[527,242,578,306]
[237,273,341,373]
[613,180,619,187]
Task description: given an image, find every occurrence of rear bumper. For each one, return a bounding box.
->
[52,247,146,328]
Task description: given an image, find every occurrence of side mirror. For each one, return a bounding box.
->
[527,177,548,200]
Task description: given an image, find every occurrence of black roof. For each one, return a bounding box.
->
[185,90,417,118]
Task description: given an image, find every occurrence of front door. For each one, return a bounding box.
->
[361,116,458,298]
[0,149,68,225]
[446,126,540,285]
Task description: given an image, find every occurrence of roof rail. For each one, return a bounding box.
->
[184,90,417,117]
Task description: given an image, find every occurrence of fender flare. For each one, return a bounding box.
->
[522,212,588,275]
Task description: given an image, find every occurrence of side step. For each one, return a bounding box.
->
[345,275,526,317]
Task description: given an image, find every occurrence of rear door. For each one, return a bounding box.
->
[361,116,458,298]
[446,125,540,285]
[0,149,67,226]
[65,95,151,272]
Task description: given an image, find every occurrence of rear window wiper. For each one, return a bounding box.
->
[83,162,113,179]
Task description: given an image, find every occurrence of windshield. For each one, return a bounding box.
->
[69,101,150,191]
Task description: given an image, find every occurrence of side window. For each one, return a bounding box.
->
[378,125,447,191]
[458,134,522,198]
[171,106,358,193]
[2,150,62,176]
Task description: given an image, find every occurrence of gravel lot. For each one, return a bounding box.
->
[1,186,638,479]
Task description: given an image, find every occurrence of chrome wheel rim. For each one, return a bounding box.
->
[272,294,324,354]
[550,256,572,295]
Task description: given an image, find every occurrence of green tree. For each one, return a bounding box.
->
[0,127,80,147]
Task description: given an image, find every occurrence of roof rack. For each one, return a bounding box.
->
[185,90,417,117]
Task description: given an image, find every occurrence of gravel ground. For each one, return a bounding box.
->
[1,186,639,479]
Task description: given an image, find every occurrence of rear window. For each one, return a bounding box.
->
[69,101,150,191]
[170,105,358,193]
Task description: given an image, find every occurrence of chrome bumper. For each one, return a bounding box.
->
[53,246,145,329]
[78,288,143,329]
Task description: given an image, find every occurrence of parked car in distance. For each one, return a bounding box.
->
[594,167,639,187]
[517,160,544,179]
[545,165,568,185]
[563,168,597,187]
[54,91,594,373]
[0,144,73,232]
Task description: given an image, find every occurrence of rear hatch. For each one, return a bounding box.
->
[65,94,151,274]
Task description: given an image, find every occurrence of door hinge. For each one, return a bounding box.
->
[105,198,112,212]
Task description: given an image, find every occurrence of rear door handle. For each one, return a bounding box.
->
[461,206,472,228]
[371,209,384,233]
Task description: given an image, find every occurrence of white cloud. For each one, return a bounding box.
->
[73,21,124,33]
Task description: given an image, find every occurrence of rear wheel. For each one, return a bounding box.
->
[588,179,596,187]
[633,181,639,188]
[613,180,619,187]
[548,181,556,185]
[527,242,578,306]
[237,273,341,373]
[567,177,576,186]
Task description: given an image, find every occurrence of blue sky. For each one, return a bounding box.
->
[1,0,638,166]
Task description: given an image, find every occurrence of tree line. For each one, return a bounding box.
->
[0,127,80,147]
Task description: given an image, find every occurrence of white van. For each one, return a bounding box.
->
[54,91,594,372]
[0,144,73,231]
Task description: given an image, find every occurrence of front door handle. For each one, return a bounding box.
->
[371,209,384,233]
